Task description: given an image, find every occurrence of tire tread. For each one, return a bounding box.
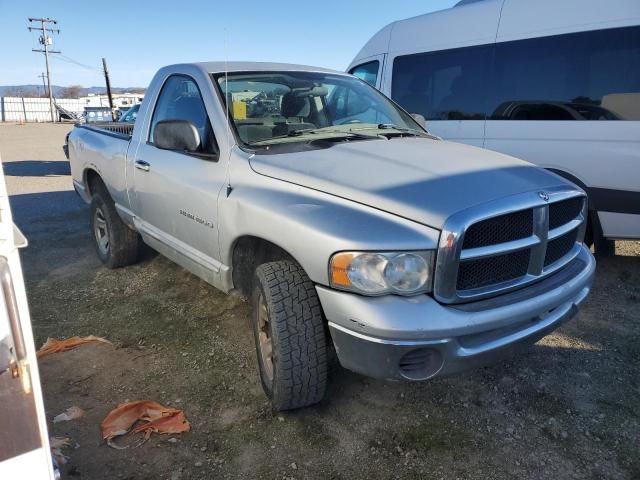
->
[254,260,327,410]
[90,191,139,268]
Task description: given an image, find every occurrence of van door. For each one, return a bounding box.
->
[387,44,493,148]
[484,26,640,240]
[0,164,55,479]
[349,55,385,90]
[131,74,227,284]
[377,0,503,147]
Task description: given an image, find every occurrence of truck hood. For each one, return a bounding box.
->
[248,138,567,229]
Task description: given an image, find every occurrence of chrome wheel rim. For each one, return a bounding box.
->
[94,207,110,256]
[257,293,274,382]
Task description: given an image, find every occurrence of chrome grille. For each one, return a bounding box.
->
[463,210,533,248]
[456,249,530,291]
[545,228,578,267]
[434,187,587,304]
[549,197,583,230]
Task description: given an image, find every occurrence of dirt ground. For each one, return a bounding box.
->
[1,123,638,479]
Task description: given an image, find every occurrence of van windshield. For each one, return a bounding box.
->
[215,71,428,147]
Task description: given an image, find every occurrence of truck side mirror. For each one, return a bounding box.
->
[410,113,427,130]
[154,120,201,153]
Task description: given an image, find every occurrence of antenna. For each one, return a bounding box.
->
[224,28,233,196]
[224,29,230,147]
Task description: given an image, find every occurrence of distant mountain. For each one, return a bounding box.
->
[0,85,145,97]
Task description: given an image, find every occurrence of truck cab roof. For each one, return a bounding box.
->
[167,61,346,76]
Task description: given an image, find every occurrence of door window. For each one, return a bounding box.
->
[149,75,218,153]
[350,61,380,87]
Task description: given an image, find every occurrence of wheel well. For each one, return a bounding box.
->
[84,169,106,198]
[545,168,591,204]
[546,168,614,250]
[545,168,599,236]
[231,236,295,297]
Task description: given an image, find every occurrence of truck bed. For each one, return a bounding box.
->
[67,121,134,211]
[77,122,134,139]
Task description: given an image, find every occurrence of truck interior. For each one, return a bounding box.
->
[215,72,414,146]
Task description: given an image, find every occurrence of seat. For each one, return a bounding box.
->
[272,92,316,137]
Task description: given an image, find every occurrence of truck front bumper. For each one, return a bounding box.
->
[317,245,595,381]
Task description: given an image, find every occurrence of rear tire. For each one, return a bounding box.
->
[251,261,328,411]
[90,192,140,268]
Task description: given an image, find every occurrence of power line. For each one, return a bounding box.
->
[28,17,60,122]
[50,52,101,71]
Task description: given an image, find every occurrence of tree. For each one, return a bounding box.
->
[3,86,45,98]
[58,85,85,99]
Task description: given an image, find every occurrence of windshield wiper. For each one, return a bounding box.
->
[288,128,379,140]
[287,128,317,137]
[351,123,434,139]
[249,128,379,146]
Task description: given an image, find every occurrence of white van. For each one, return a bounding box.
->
[0,159,56,478]
[348,0,640,254]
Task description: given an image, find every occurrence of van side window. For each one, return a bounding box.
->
[391,45,491,120]
[488,26,640,121]
[150,75,218,154]
[350,61,380,87]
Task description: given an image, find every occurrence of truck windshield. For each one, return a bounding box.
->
[215,71,428,147]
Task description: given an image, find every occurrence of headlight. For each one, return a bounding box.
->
[330,251,434,296]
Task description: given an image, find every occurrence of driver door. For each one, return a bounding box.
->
[131,75,227,284]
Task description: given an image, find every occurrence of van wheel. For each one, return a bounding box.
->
[585,211,615,257]
[90,192,140,268]
[251,261,327,411]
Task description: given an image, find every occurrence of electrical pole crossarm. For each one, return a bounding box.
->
[28,27,59,33]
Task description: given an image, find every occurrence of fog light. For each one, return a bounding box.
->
[398,348,443,380]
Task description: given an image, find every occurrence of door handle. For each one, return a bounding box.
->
[0,256,31,394]
[135,160,151,172]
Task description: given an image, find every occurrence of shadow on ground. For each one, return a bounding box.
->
[3,160,71,177]
[9,190,84,235]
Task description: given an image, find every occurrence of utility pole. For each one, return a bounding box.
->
[38,72,47,98]
[28,17,60,122]
[102,58,115,120]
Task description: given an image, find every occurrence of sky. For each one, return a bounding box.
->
[0,0,457,88]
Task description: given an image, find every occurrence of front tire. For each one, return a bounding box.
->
[90,192,140,268]
[585,211,615,257]
[251,261,328,411]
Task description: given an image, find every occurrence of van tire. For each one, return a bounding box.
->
[251,260,327,411]
[90,192,140,268]
[585,211,615,257]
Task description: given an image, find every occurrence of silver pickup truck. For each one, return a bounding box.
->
[67,62,595,410]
